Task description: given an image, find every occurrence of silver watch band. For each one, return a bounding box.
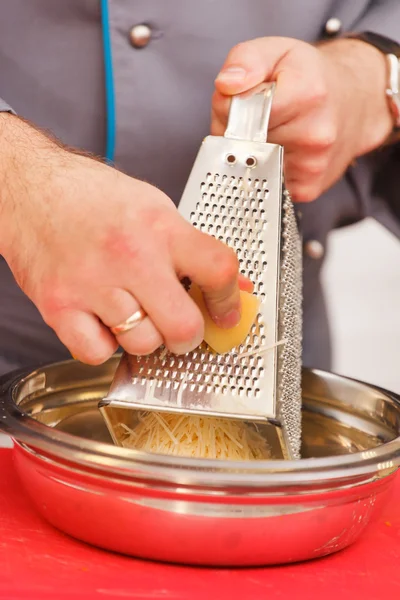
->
[386,54,400,128]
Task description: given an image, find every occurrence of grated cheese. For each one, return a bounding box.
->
[119,412,271,460]
[237,339,287,359]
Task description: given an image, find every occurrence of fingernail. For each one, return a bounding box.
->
[173,334,204,356]
[214,308,241,329]
[216,67,247,83]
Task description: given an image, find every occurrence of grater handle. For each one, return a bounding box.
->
[224,82,275,143]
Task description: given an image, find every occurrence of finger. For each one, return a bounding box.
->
[284,164,325,203]
[118,318,164,355]
[54,309,118,365]
[210,91,231,135]
[284,178,322,203]
[281,138,329,203]
[284,151,328,181]
[238,273,254,293]
[172,223,241,329]
[94,287,163,355]
[215,37,297,95]
[268,109,336,151]
[121,252,205,355]
[214,37,327,129]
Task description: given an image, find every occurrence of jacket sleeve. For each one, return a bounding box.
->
[0,99,15,114]
[351,0,400,41]
[343,0,400,239]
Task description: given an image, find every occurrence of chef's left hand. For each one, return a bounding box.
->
[212,37,393,202]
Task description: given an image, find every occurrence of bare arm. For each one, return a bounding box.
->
[0,113,243,363]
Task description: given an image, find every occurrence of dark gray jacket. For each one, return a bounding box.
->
[0,0,399,375]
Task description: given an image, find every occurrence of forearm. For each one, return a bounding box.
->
[0,113,66,256]
[0,113,19,253]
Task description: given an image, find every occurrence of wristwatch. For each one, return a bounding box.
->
[344,32,400,140]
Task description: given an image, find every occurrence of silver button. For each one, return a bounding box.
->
[324,17,342,35]
[129,24,152,48]
[305,240,324,260]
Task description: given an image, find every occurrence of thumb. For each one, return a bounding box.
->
[215,37,298,96]
[172,222,242,329]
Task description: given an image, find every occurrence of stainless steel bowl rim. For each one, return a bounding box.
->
[0,363,399,490]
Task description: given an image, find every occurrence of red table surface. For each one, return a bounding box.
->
[0,449,399,600]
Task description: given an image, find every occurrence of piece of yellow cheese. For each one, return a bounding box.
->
[189,284,260,354]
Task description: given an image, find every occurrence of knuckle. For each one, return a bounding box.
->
[121,323,163,356]
[230,41,247,58]
[307,81,328,106]
[169,313,204,346]
[308,125,337,150]
[83,349,113,366]
[293,190,310,203]
[294,187,317,203]
[123,336,161,356]
[101,287,133,315]
[39,284,71,324]
[101,228,144,263]
[210,247,239,289]
[300,159,327,177]
[101,205,172,263]
[68,331,114,365]
[290,185,317,203]
[141,204,172,233]
[224,40,259,68]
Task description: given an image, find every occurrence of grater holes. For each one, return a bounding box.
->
[256,281,265,293]
[183,171,269,395]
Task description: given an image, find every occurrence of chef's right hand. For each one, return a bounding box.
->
[0,114,243,364]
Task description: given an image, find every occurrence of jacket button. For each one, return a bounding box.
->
[129,24,152,48]
[304,240,324,260]
[324,17,342,35]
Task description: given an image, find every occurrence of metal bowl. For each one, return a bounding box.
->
[0,357,399,566]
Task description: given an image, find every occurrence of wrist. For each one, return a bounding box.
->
[319,39,393,156]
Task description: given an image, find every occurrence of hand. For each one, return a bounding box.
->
[0,114,247,364]
[212,37,393,202]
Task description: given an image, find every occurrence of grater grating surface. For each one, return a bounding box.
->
[100,83,303,460]
[277,190,302,458]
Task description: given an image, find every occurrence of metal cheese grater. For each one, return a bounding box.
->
[99,82,303,460]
